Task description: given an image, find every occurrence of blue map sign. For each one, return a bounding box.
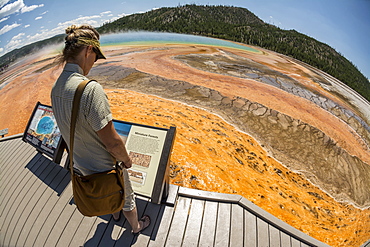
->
[23,102,65,163]
[36,116,55,135]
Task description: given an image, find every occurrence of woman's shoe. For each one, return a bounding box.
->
[132,215,151,236]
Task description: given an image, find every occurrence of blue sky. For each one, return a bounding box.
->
[0,0,369,79]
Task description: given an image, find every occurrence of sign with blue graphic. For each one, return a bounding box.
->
[23,102,65,163]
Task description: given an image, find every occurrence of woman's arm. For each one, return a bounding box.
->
[96,121,132,168]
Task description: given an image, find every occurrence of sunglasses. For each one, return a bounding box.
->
[92,47,99,62]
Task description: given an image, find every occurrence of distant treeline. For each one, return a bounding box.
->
[1,4,369,101]
[0,35,63,70]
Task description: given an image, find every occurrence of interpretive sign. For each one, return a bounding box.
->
[113,120,176,204]
[0,128,8,137]
[23,102,65,164]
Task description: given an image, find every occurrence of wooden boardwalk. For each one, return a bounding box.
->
[0,135,329,247]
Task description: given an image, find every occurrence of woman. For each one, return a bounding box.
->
[51,24,150,235]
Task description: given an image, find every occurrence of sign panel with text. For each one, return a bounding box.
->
[113,120,176,203]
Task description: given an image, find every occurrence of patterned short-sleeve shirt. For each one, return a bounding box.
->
[51,63,115,175]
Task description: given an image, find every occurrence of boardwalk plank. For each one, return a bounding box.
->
[198,200,218,247]
[182,199,204,246]
[99,215,128,245]
[132,198,162,247]
[114,196,152,246]
[269,224,281,247]
[110,217,132,246]
[257,217,270,247]
[0,154,46,246]
[68,216,97,247]
[0,138,21,168]
[8,159,59,247]
[0,148,38,206]
[280,231,291,247]
[0,138,17,169]
[56,209,85,247]
[0,148,37,214]
[0,140,32,177]
[147,204,174,247]
[83,215,111,247]
[230,202,244,246]
[291,237,301,247]
[0,137,12,157]
[15,169,68,246]
[43,198,78,246]
[245,210,257,247]
[1,139,33,184]
[165,196,191,246]
[32,184,73,247]
[214,202,231,247]
[0,143,34,192]
[23,173,71,245]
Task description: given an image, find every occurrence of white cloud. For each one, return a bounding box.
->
[108,13,126,22]
[11,32,24,40]
[0,0,10,8]
[100,11,112,15]
[0,22,21,35]
[24,24,30,28]
[0,0,24,18]
[35,16,42,20]
[57,15,101,29]
[0,0,43,18]
[21,3,44,14]
[27,25,62,42]
[0,16,9,23]
[5,32,25,51]
[0,47,3,53]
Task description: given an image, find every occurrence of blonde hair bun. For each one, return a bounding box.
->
[65,24,100,39]
[65,25,79,35]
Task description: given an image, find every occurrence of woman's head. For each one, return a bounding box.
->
[59,24,105,74]
[60,25,105,61]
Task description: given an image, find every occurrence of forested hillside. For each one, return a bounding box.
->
[0,34,63,71]
[1,4,368,101]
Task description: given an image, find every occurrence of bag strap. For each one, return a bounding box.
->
[69,79,91,176]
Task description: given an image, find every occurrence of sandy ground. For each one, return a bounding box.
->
[0,44,369,246]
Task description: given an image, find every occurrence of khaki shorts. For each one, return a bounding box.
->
[122,168,136,211]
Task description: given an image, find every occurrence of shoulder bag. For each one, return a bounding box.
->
[69,79,125,217]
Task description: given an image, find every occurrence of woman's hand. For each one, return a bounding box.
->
[122,158,132,169]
